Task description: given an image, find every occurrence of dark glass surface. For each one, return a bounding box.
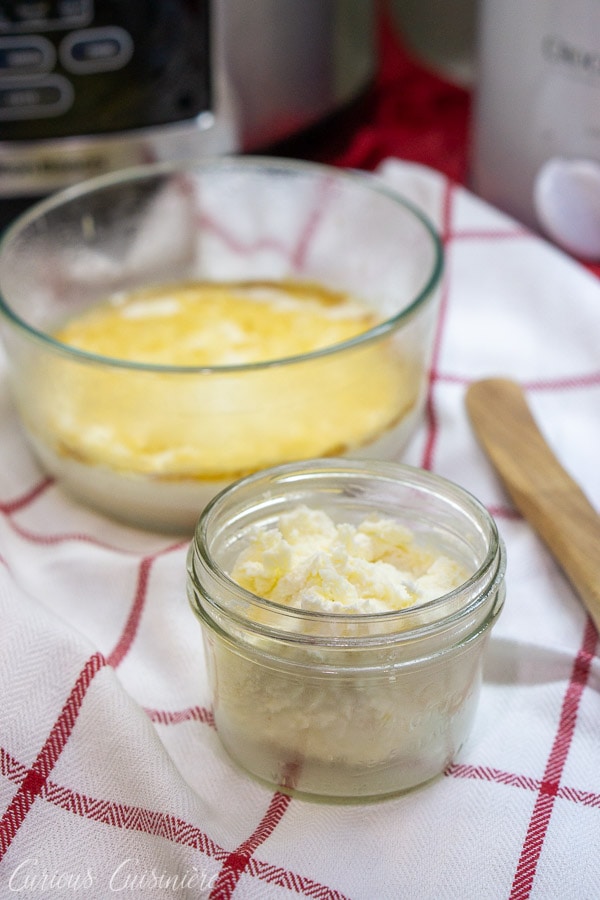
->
[0,0,211,139]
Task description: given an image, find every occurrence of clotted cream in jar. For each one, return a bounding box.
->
[187,459,506,801]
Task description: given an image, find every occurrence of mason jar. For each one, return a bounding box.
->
[187,459,506,801]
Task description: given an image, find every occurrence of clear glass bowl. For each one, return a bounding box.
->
[0,157,442,532]
[187,459,506,802]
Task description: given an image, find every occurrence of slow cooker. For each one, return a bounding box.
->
[0,0,376,219]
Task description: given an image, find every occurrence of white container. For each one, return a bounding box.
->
[472,0,600,259]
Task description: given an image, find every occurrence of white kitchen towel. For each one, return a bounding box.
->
[0,159,599,900]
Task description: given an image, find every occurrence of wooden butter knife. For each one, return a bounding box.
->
[466,377,600,633]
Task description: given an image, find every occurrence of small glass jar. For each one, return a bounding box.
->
[187,459,506,802]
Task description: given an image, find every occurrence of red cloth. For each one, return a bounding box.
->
[285,6,471,185]
[301,9,600,279]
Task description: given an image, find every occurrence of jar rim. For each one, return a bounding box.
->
[188,459,506,646]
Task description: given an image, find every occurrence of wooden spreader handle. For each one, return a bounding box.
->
[466,378,600,634]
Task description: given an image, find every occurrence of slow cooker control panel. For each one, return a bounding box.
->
[0,0,212,139]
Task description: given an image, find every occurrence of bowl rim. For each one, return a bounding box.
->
[0,155,444,374]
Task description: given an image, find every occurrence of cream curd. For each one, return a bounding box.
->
[54,280,376,366]
[33,280,417,479]
[20,279,424,530]
[231,505,468,614]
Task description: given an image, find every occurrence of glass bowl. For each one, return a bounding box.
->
[187,458,506,801]
[0,157,442,532]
